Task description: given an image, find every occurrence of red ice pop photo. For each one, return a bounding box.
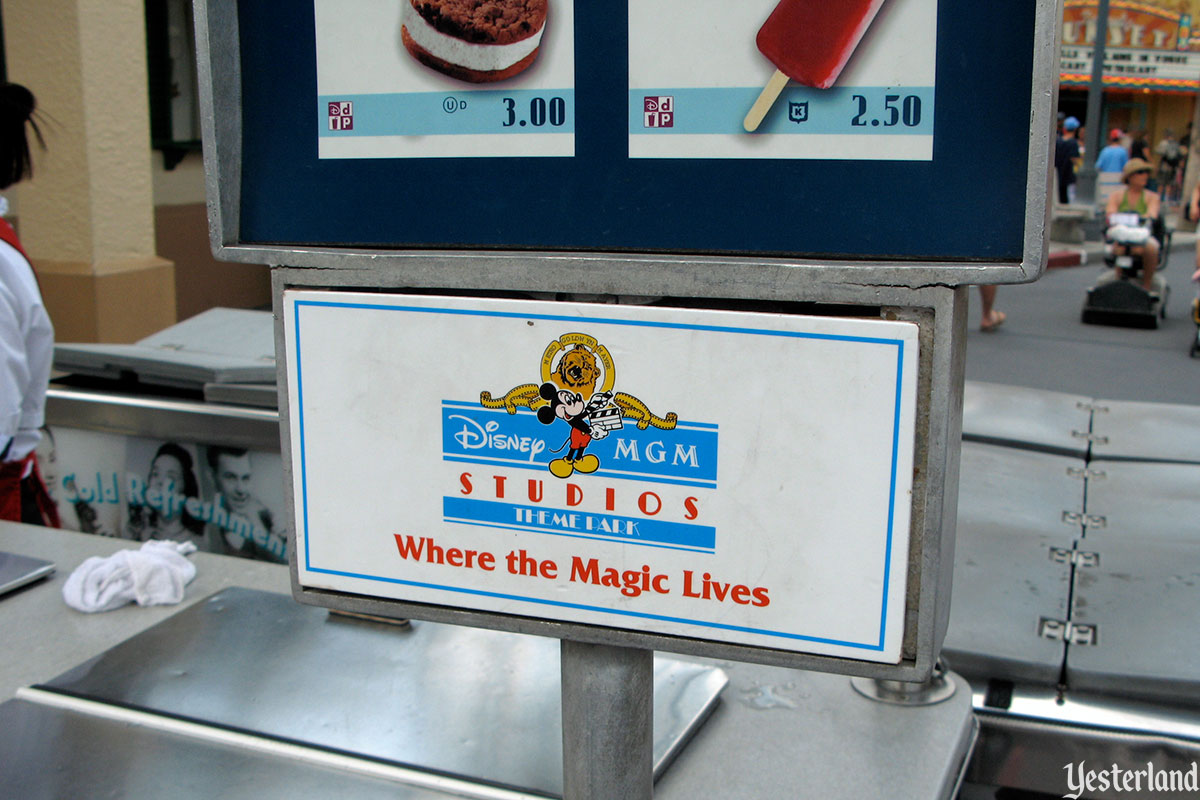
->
[744,0,887,132]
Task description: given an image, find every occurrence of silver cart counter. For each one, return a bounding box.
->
[0,522,977,799]
[951,389,1200,798]
[39,379,1200,799]
[44,383,281,454]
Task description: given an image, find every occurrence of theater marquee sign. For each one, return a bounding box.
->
[1060,0,1200,89]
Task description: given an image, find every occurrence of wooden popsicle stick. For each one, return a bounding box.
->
[743,69,789,132]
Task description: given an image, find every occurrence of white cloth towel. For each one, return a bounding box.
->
[62,540,198,613]
[1107,224,1151,245]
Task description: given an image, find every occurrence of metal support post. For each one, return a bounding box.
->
[561,639,654,800]
[1075,0,1110,206]
[850,660,957,706]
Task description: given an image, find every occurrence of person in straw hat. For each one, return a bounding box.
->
[1104,157,1162,291]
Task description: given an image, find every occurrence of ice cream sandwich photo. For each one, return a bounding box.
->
[401,0,549,83]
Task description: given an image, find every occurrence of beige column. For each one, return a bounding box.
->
[4,0,175,343]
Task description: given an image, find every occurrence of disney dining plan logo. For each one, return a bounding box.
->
[328,101,353,130]
[1063,760,1199,798]
[644,96,673,128]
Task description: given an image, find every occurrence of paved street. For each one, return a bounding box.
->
[965,245,1200,404]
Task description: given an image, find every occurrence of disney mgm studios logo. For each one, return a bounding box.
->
[440,332,718,551]
[1063,760,1199,798]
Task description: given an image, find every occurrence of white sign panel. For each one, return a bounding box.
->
[285,292,918,663]
[315,0,574,158]
[628,0,938,160]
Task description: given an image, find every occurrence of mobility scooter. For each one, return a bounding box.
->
[1082,211,1170,329]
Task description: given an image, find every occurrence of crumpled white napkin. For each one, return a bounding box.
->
[62,540,198,613]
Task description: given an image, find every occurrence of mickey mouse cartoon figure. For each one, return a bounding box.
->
[536,382,620,478]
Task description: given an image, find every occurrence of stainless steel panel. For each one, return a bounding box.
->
[137,307,274,364]
[44,386,281,452]
[1068,534,1200,705]
[968,682,1200,799]
[941,530,1070,684]
[957,441,1086,540]
[1083,462,1200,542]
[961,381,1093,458]
[7,659,981,800]
[1090,399,1200,464]
[53,343,274,389]
[975,682,1200,753]
[0,551,54,596]
[0,699,462,800]
[38,587,727,797]
[0,522,292,702]
[54,308,276,389]
[656,666,978,800]
[203,381,280,408]
[2,525,979,800]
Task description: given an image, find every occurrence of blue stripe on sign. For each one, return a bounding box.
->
[443,496,716,551]
[305,564,885,650]
[295,300,905,346]
[319,90,575,137]
[442,404,718,486]
[630,87,934,136]
[879,339,905,649]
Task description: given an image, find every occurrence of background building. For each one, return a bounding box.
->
[1,0,268,344]
[1058,0,1200,178]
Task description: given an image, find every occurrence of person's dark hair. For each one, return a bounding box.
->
[0,83,44,190]
[206,445,248,472]
[148,442,205,537]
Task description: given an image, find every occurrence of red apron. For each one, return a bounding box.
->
[0,453,60,527]
[0,217,30,261]
[0,218,59,527]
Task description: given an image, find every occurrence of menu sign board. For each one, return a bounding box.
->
[628,0,937,161]
[207,0,1054,283]
[285,292,919,662]
[314,0,936,162]
[315,0,575,158]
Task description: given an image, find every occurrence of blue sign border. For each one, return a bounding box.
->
[292,299,908,653]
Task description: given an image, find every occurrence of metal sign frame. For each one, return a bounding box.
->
[272,267,968,682]
[191,5,1059,793]
[195,0,1062,290]
[190,0,1060,681]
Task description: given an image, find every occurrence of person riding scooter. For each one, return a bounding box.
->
[1104,158,1162,292]
[1082,157,1170,328]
